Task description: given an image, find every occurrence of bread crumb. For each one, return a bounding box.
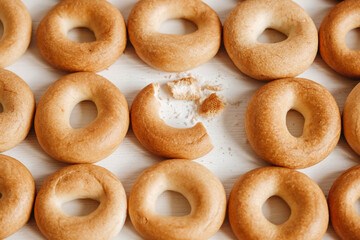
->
[199,93,226,116]
[167,77,201,101]
[202,84,224,92]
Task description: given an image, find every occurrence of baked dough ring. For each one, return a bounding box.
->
[127,0,221,72]
[229,167,328,240]
[328,165,360,239]
[320,0,360,77]
[129,159,226,240]
[37,0,127,72]
[34,72,129,164]
[224,0,318,80]
[0,68,35,151]
[245,78,341,168]
[131,83,213,159]
[0,154,35,239]
[0,0,31,67]
[34,164,127,240]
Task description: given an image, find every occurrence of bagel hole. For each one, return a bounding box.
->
[355,198,360,216]
[158,19,198,35]
[62,198,99,216]
[346,28,360,50]
[286,110,305,137]
[257,28,287,43]
[70,100,98,129]
[67,27,96,43]
[155,190,191,216]
[262,196,291,225]
[0,21,3,40]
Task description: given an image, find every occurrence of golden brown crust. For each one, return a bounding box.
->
[34,164,127,240]
[131,83,213,159]
[0,68,35,151]
[224,0,318,80]
[319,0,360,77]
[199,93,226,116]
[0,154,35,239]
[328,165,360,239]
[228,167,329,240]
[127,0,221,72]
[245,78,341,168]
[36,0,127,72]
[34,72,129,163]
[129,159,227,240]
[0,0,32,67]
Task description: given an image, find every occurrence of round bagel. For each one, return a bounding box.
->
[127,0,221,72]
[245,78,341,168]
[228,167,328,240]
[0,0,31,67]
[0,68,35,151]
[0,154,35,239]
[319,0,360,77]
[131,83,213,159]
[34,164,127,240]
[34,72,129,164]
[224,0,318,80]
[37,0,127,72]
[328,165,360,239]
[129,159,226,240]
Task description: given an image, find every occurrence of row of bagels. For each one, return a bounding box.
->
[3,0,358,79]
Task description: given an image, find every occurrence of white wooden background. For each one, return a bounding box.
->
[5,0,358,239]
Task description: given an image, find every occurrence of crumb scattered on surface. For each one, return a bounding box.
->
[202,84,224,92]
[167,77,201,101]
[199,93,226,116]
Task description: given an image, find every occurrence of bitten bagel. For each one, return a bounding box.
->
[129,159,226,240]
[0,154,35,239]
[245,78,341,168]
[228,167,328,240]
[37,0,127,72]
[127,0,221,72]
[0,0,32,67]
[0,68,35,151]
[328,165,360,239]
[34,164,127,240]
[131,83,213,159]
[35,72,129,164]
[224,0,318,80]
[320,0,360,77]
[343,83,360,155]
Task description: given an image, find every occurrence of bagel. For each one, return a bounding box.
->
[245,78,341,168]
[129,159,226,240]
[224,0,318,80]
[37,0,127,72]
[0,154,35,239]
[34,164,127,240]
[319,0,360,77]
[127,0,221,72]
[228,167,329,240]
[131,83,213,159]
[0,68,35,151]
[34,72,129,164]
[328,165,360,239]
[0,0,31,67]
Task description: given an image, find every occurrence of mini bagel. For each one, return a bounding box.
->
[224,0,318,80]
[245,78,341,168]
[0,154,35,239]
[34,72,129,164]
[343,83,360,155]
[131,83,213,159]
[34,164,127,240]
[0,0,31,67]
[0,68,35,151]
[328,165,360,239]
[127,0,221,72]
[129,159,226,240]
[228,167,329,240]
[319,0,360,77]
[37,0,127,72]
